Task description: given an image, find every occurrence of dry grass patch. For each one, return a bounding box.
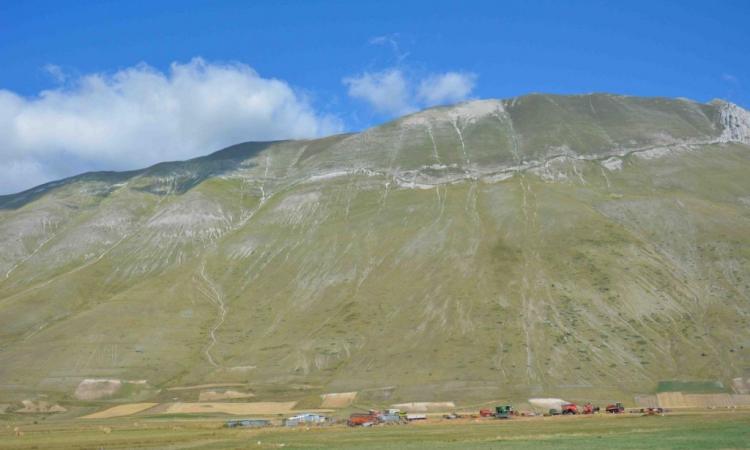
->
[74,379,123,400]
[166,383,246,391]
[198,390,255,401]
[82,403,159,419]
[17,400,66,413]
[163,401,299,415]
[320,392,357,408]
[390,402,456,412]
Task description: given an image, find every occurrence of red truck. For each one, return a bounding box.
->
[561,403,578,415]
[561,402,598,415]
[347,413,379,426]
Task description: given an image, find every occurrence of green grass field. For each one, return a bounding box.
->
[1,411,748,449]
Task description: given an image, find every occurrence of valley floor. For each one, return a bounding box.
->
[0,410,748,449]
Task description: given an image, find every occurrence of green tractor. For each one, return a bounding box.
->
[495,405,513,419]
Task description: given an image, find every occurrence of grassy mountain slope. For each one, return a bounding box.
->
[1,94,749,405]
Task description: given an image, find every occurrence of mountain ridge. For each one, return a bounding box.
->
[1,93,749,407]
[3,93,747,204]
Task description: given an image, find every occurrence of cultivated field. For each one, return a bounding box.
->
[0,410,748,449]
[163,401,301,415]
[166,384,248,391]
[81,403,159,419]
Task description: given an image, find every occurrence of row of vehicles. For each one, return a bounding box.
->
[347,401,635,427]
[347,409,426,426]
[481,402,625,418]
[549,402,625,415]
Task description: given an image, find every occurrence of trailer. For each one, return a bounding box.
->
[642,407,665,416]
[225,419,270,428]
[581,403,598,414]
[377,412,404,424]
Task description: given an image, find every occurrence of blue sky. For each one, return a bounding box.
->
[0,0,748,193]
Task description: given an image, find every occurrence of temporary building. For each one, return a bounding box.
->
[284,413,328,426]
[225,419,270,428]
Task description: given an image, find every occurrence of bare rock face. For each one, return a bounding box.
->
[18,400,67,413]
[0,94,749,404]
[716,100,750,144]
[74,379,123,400]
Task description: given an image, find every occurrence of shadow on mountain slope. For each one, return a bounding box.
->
[0,141,278,210]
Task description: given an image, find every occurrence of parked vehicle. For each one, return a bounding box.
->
[479,408,494,417]
[581,403,599,414]
[605,402,625,414]
[377,412,404,424]
[495,405,513,419]
[561,403,578,415]
[347,413,379,427]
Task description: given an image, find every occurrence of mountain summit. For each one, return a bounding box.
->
[1,94,749,405]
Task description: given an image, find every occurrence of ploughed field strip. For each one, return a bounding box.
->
[81,403,158,419]
[162,401,302,415]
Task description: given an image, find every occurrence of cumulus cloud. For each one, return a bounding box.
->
[0,58,342,195]
[43,64,68,84]
[343,69,414,116]
[418,72,477,105]
[343,68,477,116]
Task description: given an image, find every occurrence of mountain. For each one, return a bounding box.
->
[1,93,749,406]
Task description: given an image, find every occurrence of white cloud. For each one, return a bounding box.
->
[0,58,342,195]
[43,64,68,84]
[369,35,390,45]
[418,72,477,106]
[368,33,409,62]
[343,68,477,116]
[343,69,415,116]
